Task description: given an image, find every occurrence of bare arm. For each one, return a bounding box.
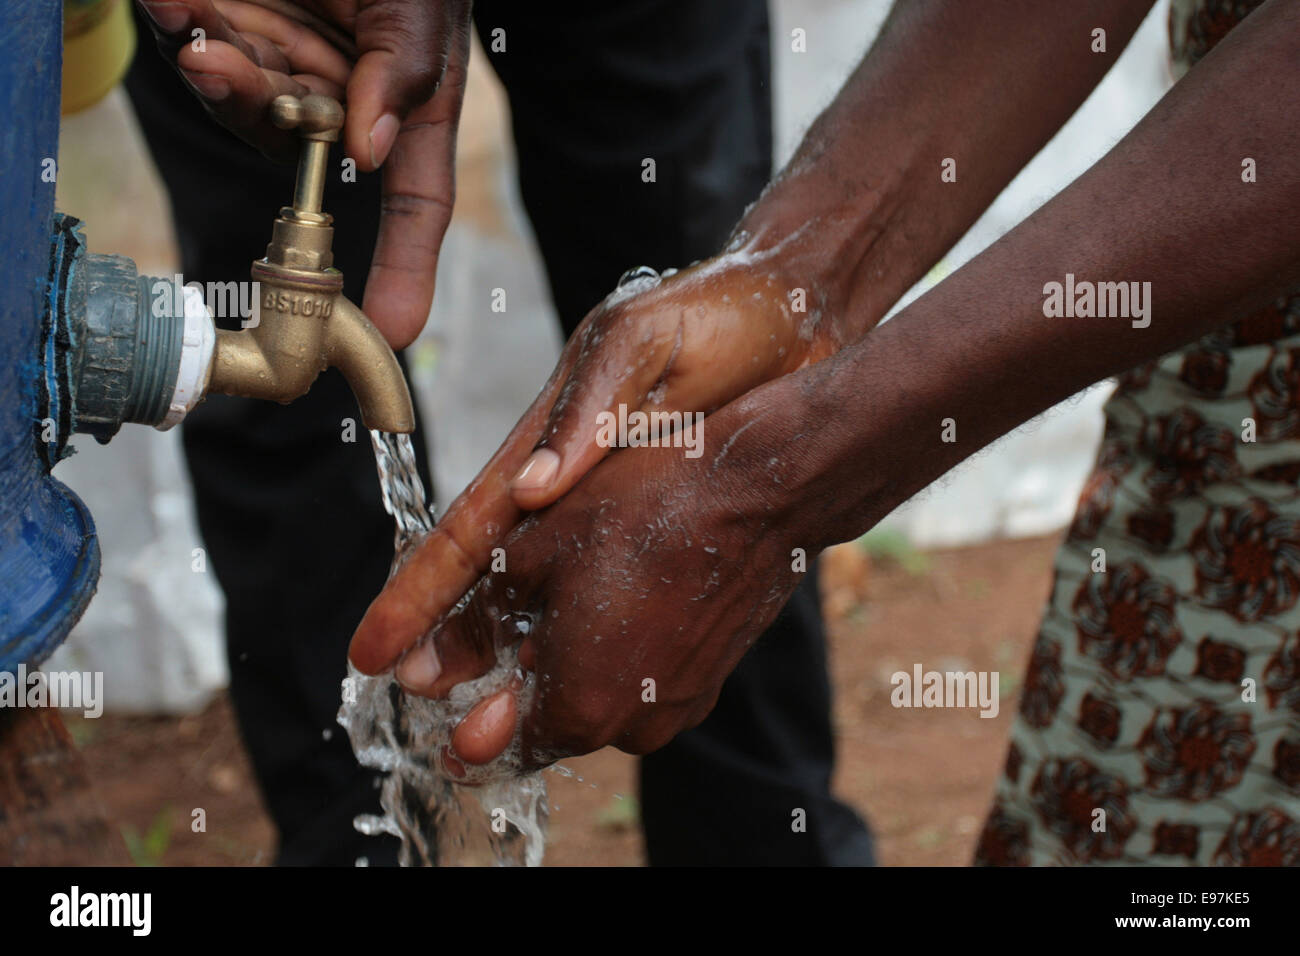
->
[362,0,1300,766]
[776,0,1300,551]
[739,0,1159,338]
[352,0,1161,672]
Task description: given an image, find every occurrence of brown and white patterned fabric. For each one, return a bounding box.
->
[976,0,1300,865]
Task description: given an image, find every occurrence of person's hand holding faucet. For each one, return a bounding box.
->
[136,0,471,348]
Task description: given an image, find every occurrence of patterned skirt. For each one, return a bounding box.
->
[976,301,1300,865]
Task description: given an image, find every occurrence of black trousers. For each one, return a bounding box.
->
[126,0,872,866]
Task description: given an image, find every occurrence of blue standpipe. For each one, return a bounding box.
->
[2,0,221,674]
[0,0,103,672]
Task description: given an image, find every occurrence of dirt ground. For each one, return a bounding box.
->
[67,533,1062,866]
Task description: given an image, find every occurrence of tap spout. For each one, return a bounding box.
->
[326,296,416,434]
[207,275,415,434]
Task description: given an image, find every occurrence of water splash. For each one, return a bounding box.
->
[603,265,662,308]
[337,430,548,866]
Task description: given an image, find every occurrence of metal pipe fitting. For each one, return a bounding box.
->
[204,93,415,434]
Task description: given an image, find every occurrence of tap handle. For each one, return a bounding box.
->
[270,94,343,217]
[270,93,344,143]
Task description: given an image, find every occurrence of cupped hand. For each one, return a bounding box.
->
[348,247,840,675]
[360,374,820,770]
[136,0,473,347]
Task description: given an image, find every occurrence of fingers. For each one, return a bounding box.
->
[175,40,313,157]
[349,524,479,674]
[357,17,472,348]
[360,95,459,347]
[344,2,466,169]
[215,0,352,86]
[139,0,242,51]
[510,306,684,510]
[450,688,517,765]
[394,591,499,699]
[151,0,340,160]
[351,357,575,672]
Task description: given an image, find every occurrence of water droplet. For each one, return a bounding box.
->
[617,265,659,287]
[501,611,533,639]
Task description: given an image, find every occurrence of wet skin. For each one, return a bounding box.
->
[347,250,842,680]
[372,376,817,770]
[351,0,1300,772]
[143,1,1300,772]
[347,253,842,771]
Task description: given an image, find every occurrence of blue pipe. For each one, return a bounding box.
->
[0,1,102,672]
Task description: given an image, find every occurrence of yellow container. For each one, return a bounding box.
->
[61,0,137,115]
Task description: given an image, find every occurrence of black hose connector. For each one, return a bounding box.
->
[74,254,184,442]
[39,216,211,461]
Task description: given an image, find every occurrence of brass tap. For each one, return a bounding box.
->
[206,94,416,434]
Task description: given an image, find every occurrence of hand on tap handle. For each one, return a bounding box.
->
[136,0,473,348]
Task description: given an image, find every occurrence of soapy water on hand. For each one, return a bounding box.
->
[337,430,547,866]
[338,266,687,866]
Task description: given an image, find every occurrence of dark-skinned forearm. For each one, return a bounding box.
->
[738,0,1156,337]
[778,0,1300,550]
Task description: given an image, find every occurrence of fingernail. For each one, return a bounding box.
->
[181,70,230,103]
[512,449,560,492]
[517,638,536,671]
[442,747,466,779]
[482,689,513,724]
[142,1,190,33]
[368,113,400,168]
[395,642,441,693]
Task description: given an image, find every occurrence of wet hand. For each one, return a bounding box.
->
[356,374,819,770]
[136,0,472,347]
[348,247,840,674]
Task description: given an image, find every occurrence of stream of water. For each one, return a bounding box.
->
[336,430,548,866]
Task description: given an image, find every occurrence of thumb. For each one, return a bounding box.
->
[348,6,473,347]
[342,2,460,171]
[510,317,682,511]
[349,354,574,674]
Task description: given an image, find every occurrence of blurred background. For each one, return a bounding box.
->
[48,0,1175,864]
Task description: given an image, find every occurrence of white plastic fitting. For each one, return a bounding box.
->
[158,284,216,430]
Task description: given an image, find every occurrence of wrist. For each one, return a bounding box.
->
[705,355,900,557]
[732,166,905,341]
[731,116,955,347]
[749,313,967,554]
